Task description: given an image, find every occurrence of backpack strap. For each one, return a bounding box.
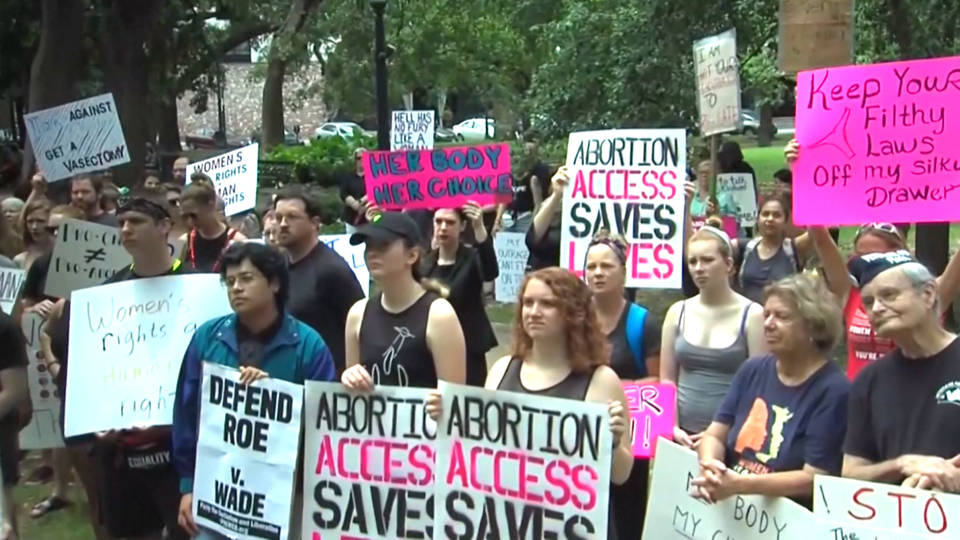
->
[783,237,802,272]
[625,303,648,377]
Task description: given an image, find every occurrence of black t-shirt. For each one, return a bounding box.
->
[287,242,365,373]
[358,291,439,388]
[187,228,235,272]
[89,212,119,227]
[510,161,553,214]
[607,304,661,381]
[524,219,561,272]
[339,172,366,225]
[22,252,54,302]
[844,337,960,466]
[0,311,28,427]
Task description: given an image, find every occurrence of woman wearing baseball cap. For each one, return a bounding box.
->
[340,211,466,390]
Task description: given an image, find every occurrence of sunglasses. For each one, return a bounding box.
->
[856,223,902,240]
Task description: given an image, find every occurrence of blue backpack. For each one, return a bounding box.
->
[625,303,649,377]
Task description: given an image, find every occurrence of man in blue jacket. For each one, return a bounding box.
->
[172,241,336,538]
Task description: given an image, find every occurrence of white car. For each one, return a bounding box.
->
[314,122,367,139]
[452,118,496,141]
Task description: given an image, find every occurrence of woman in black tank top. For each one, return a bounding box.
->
[429,267,634,540]
[179,180,246,272]
[341,211,466,390]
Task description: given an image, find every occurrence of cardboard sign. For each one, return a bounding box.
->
[186,143,259,216]
[716,173,759,227]
[44,219,181,299]
[64,274,232,436]
[814,475,960,539]
[794,55,960,225]
[623,383,676,458]
[318,234,369,297]
[561,129,686,289]
[391,110,435,150]
[434,382,612,539]
[0,268,24,315]
[643,438,823,539]
[19,312,64,450]
[363,143,513,210]
[693,29,742,136]
[778,0,854,73]
[493,231,528,303]
[194,363,302,540]
[24,93,129,182]
[302,382,436,539]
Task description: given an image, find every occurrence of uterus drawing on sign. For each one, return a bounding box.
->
[808,107,857,159]
[370,326,411,387]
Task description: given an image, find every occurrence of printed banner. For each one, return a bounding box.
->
[194,363,302,540]
[434,382,612,539]
[561,129,686,289]
[794,55,960,225]
[0,268,24,314]
[64,274,232,436]
[24,93,129,182]
[778,0,854,73]
[19,312,64,449]
[319,234,369,297]
[623,383,676,458]
[186,143,259,216]
[391,110,435,150]
[814,475,959,539]
[363,143,513,210]
[302,382,437,539]
[693,29,742,136]
[643,438,822,539]
[716,173,758,227]
[493,231,528,303]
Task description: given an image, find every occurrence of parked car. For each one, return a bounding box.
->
[452,118,496,141]
[184,128,223,149]
[435,127,461,142]
[314,122,372,140]
[740,110,777,137]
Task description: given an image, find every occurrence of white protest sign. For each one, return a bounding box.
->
[302,382,436,539]
[194,363,303,540]
[434,382,612,539]
[19,312,64,449]
[64,274,232,436]
[0,268,25,314]
[814,475,958,539]
[717,173,758,227]
[24,93,129,182]
[561,129,686,289]
[494,231,528,303]
[693,29,742,136]
[319,234,369,296]
[186,143,259,216]
[643,438,820,539]
[391,110,435,150]
[45,219,182,299]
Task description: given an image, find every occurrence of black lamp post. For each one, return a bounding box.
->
[370,0,390,150]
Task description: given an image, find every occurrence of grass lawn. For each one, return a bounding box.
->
[10,453,96,540]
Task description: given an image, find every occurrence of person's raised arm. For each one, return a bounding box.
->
[936,245,960,316]
[810,226,851,301]
[530,167,568,243]
[426,299,466,384]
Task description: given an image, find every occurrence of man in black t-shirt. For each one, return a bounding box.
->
[843,252,960,492]
[0,310,29,539]
[274,186,364,372]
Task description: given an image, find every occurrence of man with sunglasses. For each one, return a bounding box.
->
[842,251,960,493]
[274,186,364,373]
[43,191,194,539]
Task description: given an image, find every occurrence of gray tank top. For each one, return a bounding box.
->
[674,301,751,433]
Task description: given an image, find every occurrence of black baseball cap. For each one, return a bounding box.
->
[349,211,422,246]
[848,249,915,288]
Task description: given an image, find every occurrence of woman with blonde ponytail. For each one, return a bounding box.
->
[341,211,466,390]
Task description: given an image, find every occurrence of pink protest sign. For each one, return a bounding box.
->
[691,215,739,239]
[794,55,960,225]
[363,143,513,210]
[622,383,676,458]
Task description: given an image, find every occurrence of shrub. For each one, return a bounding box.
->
[265,134,377,188]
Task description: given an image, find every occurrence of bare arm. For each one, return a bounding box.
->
[530,167,568,242]
[0,366,27,420]
[484,355,512,390]
[743,303,769,358]
[697,421,729,463]
[658,302,681,384]
[530,176,544,210]
[343,299,367,369]
[809,227,851,302]
[426,299,466,384]
[733,466,826,499]
[586,366,634,485]
[936,246,960,316]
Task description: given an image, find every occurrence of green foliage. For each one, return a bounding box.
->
[265,134,377,187]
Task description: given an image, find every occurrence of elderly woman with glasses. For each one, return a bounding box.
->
[785,140,960,379]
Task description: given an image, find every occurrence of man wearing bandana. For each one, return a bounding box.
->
[172,241,336,539]
[842,250,960,492]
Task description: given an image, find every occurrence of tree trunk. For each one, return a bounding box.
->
[261,0,324,152]
[20,0,86,183]
[99,0,164,187]
[757,104,775,147]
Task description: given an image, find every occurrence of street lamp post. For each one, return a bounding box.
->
[370,0,390,150]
